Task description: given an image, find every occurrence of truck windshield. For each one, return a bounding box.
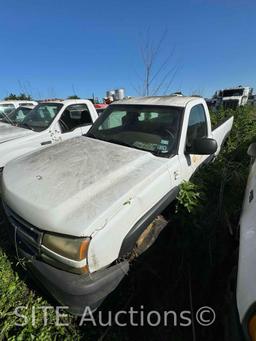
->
[19,103,63,132]
[222,89,244,97]
[88,105,183,157]
[0,106,32,124]
[0,104,15,119]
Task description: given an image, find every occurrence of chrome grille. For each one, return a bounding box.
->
[223,99,239,110]
[3,202,43,257]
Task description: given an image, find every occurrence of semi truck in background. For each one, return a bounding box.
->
[209,86,254,111]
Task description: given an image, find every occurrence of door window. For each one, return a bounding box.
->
[186,104,207,148]
[59,104,92,133]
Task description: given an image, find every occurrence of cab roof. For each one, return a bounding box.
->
[112,95,201,108]
[39,99,91,105]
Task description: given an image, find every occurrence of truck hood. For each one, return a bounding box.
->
[0,124,34,143]
[2,136,167,236]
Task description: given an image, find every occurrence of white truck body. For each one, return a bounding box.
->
[236,143,256,340]
[213,86,253,110]
[0,105,36,128]
[1,96,233,314]
[0,99,98,169]
[0,100,38,111]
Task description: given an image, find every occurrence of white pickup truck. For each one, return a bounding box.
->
[0,105,36,127]
[235,143,256,341]
[1,96,234,314]
[0,99,98,172]
[0,100,38,116]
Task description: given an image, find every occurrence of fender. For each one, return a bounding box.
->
[119,186,179,258]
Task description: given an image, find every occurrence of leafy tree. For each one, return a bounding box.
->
[67,95,80,99]
[4,93,17,100]
[4,93,32,100]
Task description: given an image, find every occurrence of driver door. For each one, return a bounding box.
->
[58,104,85,141]
[178,104,209,181]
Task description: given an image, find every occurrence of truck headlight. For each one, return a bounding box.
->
[41,234,91,274]
[248,314,256,341]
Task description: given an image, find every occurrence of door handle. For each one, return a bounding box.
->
[41,141,52,146]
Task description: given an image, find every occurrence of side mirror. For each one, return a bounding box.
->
[188,137,218,155]
[247,143,256,158]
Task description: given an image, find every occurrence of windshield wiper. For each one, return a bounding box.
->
[18,122,34,131]
[87,133,133,148]
[108,138,170,157]
[87,134,149,152]
[105,138,133,148]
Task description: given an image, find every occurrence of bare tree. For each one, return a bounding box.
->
[134,29,180,96]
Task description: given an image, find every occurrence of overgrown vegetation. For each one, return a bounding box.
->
[0,105,256,340]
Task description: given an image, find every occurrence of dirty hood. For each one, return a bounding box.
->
[2,136,167,236]
[0,124,34,143]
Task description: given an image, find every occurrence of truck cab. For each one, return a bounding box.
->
[0,99,98,172]
[0,100,38,118]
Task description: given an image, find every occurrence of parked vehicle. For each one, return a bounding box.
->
[0,105,36,126]
[94,103,108,115]
[0,99,98,172]
[1,95,234,314]
[236,142,256,341]
[212,86,253,110]
[0,100,37,115]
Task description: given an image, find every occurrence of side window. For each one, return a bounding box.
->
[9,107,31,122]
[15,109,27,122]
[186,104,207,147]
[99,111,126,130]
[59,104,92,133]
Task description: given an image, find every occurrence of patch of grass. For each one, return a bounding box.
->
[0,247,81,340]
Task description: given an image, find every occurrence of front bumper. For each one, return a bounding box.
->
[26,257,129,315]
[2,201,129,315]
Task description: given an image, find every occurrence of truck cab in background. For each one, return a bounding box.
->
[0,99,99,172]
[212,86,253,110]
[0,100,38,117]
